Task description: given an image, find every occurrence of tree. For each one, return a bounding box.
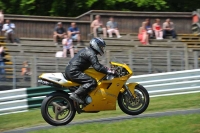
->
[0,0,198,17]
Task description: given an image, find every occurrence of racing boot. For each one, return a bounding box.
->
[69,87,85,104]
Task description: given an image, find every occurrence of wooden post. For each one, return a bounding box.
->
[31,56,37,87]
[128,49,133,70]
[106,50,110,67]
[12,56,16,89]
[167,50,171,72]
[148,51,152,74]
[194,51,198,69]
[184,43,189,70]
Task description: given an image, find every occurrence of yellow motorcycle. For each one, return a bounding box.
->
[38,59,149,126]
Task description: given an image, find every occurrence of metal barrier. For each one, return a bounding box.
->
[0,69,200,115]
[1,48,199,89]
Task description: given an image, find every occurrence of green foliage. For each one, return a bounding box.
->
[0,0,198,16]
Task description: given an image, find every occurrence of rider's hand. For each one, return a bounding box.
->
[107,69,115,75]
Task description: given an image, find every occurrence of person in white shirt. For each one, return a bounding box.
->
[2,19,16,43]
[62,34,74,58]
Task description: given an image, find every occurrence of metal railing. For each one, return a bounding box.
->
[0,68,200,115]
[0,49,199,89]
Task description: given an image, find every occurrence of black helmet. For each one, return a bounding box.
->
[90,37,106,56]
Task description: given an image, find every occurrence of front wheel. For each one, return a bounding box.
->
[118,84,149,115]
[41,91,76,126]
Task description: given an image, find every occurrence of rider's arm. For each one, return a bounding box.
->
[88,54,108,74]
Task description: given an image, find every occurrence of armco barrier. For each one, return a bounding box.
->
[1,69,200,115]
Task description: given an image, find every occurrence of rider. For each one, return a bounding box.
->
[65,37,114,103]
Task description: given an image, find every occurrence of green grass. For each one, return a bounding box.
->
[0,92,200,132]
[30,113,200,133]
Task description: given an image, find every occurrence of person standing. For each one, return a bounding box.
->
[163,18,176,39]
[106,17,122,38]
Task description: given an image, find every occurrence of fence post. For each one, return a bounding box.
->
[128,49,133,70]
[55,58,59,72]
[31,56,37,87]
[167,50,171,72]
[184,43,189,70]
[148,51,152,74]
[106,50,110,67]
[194,51,199,69]
[181,51,184,70]
[12,56,16,89]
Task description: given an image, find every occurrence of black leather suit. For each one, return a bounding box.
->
[65,47,108,94]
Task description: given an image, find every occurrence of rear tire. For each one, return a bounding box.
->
[118,84,149,115]
[41,92,76,126]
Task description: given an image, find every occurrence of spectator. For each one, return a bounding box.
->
[90,15,107,38]
[0,10,4,35]
[2,19,16,43]
[21,61,31,81]
[53,22,66,45]
[0,45,5,80]
[68,22,81,45]
[138,22,150,45]
[152,19,163,40]
[62,34,74,58]
[21,61,31,76]
[106,17,122,38]
[145,18,153,38]
[163,18,176,39]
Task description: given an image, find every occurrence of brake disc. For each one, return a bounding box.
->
[124,91,143,108]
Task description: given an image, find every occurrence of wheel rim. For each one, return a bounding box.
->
[45,96,73,123]
[121,87,147,112]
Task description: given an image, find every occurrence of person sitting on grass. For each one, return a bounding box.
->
[62,34,74,58]
[53,22,66,45]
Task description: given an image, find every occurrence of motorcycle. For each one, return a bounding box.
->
[38,59,150,126]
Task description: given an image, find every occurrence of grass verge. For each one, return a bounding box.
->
[0,92,200,132]
[30,113,200,133]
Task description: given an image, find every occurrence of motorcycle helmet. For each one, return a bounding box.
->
[90,37,106,56]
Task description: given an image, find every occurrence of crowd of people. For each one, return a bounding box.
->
[0,12,178,81]
[138,18,177,45]
[54,15,122,58]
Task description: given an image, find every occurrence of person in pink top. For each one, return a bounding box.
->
[90,15,107,38]
[138,22,150,45]
[152,19,163,40]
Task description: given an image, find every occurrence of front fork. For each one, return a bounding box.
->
[120,83,138,98]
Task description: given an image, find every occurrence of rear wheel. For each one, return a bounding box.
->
[118,84,149,115]
[41,92,76,126]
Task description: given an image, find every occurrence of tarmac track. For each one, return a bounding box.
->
[2,108,200,133]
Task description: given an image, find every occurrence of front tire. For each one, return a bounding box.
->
[41,92,76,126]
[118,84,149,115]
